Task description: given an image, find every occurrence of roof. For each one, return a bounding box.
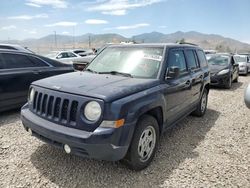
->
[107,43,202,49]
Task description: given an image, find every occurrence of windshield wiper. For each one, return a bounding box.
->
[98,71,133,78]
[85,68,99,74]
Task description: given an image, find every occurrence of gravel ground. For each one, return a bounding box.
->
[0,76,250,188]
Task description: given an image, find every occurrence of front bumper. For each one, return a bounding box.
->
[21,105,135,161]
[239,67,247,74]
[210,73,230,86]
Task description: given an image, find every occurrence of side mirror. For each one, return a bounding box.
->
[166,66,180,79]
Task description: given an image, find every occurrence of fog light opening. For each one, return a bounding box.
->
[28,128,33,136]
[64,144,71,154]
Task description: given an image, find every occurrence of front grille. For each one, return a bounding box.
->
[32,91,79,125]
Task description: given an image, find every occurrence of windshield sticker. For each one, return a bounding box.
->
[143,54,162,61]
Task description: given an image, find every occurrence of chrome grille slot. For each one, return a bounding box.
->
[54,98,61,119]
[41,94,48,115]
[70,101,78,123]
[47,96,54,117]
[61,99,69,121]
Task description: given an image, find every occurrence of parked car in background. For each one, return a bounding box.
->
[207,53,239,88]
[0,50,73,112]
[0,43,34,53]
[73,54,96,71]
[21,43,210,170]
[238,53,250,72]
[70,49,87,56]
[46,51,84,65]
[234,55,249,75]
[245,84,250,108]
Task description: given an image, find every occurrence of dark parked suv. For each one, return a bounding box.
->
[21,44,210,170]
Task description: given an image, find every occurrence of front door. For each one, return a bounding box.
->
[163,49,192,126]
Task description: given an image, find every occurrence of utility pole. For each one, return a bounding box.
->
[54,31,57,50]
[73,26,75,49]
[88,35,91,48]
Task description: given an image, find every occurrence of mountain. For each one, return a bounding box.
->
[1,31,250,54]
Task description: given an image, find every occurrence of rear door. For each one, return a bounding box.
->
[164,48,192,126]
[185,49,204,104]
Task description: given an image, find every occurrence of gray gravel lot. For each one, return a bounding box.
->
[0,77,250,188]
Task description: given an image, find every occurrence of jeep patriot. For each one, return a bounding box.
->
[21,44,210,170]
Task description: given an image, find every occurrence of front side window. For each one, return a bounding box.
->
[87,47,164,79]
[167,50,187,73]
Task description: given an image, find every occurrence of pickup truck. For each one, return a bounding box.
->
[21,43,210,170]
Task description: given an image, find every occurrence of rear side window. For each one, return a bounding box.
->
[167,50,187,73]
[2,53,46,69]
[27,56,49,67]
[186,50,199,69]
[197,50,208,68]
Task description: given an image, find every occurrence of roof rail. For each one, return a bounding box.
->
[177,42,198,46]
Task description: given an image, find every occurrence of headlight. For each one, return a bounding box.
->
[84,101,101,121]
[217,69,230,75]
[29,88,35,103]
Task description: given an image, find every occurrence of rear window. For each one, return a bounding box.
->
[197,50,208,68]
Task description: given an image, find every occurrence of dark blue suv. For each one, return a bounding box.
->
[21,44,210,170]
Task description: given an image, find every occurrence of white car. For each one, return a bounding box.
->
[46,51,85,64]
[245,84,250,108]
[234,55,249,75]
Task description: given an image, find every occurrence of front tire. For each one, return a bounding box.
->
[192,88,208,117]
[123,115,159,171]
[225,76,232,89]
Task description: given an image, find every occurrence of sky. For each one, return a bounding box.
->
[0,0,250,43]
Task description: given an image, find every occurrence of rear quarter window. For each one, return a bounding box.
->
[197,50,208,68]
[185,50,199,69]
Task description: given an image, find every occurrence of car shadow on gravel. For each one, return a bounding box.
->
[0,109,20,126]
[210,81,243,91]
[30,109,220,188]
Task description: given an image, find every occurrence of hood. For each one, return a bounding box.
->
[209,64,229,74]
[32,72,159,102]
[237,62,247,66]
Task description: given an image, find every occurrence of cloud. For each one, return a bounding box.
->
[159,25,167,28]
[45,22,78,27]
[87,0,164,15]
[26,0,67,8]
[24,29,37,34]
[8,14,48,20]
[25,2,41,7]
[105,23,150,30]
[102,10,126,16]
[0,25,17,31]
[62,31,70,35]
[85,19,108,24]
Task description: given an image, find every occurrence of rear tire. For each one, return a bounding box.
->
[192,88,208,117]
[123,115,159,171]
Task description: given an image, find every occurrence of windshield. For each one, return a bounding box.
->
[86,47,164,79]
[234,56,247,63]
[208,55,229,66]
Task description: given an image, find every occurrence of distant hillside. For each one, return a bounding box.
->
[1,31,250,54]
